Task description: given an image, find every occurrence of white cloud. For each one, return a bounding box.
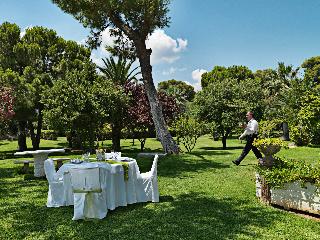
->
[20,25,33,38]
[162,67,187,76]
[146,29,187,65]
[191,69,208,91]
[87,28,116,67]
[90,51,105,67]
[99,28,117,54]
[88,28,188,68]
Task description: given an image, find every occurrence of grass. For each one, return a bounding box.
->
[0,136,320,239]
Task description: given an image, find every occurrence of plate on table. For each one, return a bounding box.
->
[70,159,83,164]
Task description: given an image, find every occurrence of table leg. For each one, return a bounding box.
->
[33,154,48,177]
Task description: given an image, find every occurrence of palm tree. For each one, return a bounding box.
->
[98,56,140,151]
[98,56,140,86]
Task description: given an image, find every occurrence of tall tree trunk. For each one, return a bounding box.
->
[139,138,146,152]
[28,109,43,150]
[282,122,290,141]
[17,121,27,151]
[135,41,179,154]
[221,128,231,150]
[111,123,121,152]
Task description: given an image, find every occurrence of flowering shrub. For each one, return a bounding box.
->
[253,138,284,156]
[0,87,15,120]
[257,156,320,188]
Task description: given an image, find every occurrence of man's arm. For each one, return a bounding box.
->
[239,121,258,140]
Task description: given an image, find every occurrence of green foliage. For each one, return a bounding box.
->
[257,156,320,188]
[174,116,204,152]
[0,22,21,71]
[289,125,311,146]
[258,119,282,138]
[288,85,320,145]
[253,138,284,156]
[301,56,320,85]
[201,65,254,88]
[254,63,300,122]
[40,130,58,140]
[52,0,171,51]
[53,0,180,154]
[98,56,140,86]
[192,77,263,148]
[158,79,195,102]
[297,89,320,144]
[0,22,95,149]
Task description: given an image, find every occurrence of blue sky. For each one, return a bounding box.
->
[1,0,320,90]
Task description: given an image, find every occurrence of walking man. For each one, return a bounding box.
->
[232,111,262,166]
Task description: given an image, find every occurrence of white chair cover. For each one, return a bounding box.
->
[70,167,108,220]
[139,154,159,202]
[44,159,73,207]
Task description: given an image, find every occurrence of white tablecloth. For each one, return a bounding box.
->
[56,159,147,210]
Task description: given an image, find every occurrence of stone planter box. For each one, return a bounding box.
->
[256,174,320,215]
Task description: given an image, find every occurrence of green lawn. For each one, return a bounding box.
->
[0,136,319,240]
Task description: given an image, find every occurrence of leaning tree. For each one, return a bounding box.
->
[52,0,179,153]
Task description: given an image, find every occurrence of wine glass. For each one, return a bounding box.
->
[82,152,90,162]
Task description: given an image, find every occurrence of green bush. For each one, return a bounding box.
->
[174,116,204,152]
[41,130,58,140]
[289,125,310,146]
[253,138,284,156]
[258,119,282,138]
[257,156,320,188]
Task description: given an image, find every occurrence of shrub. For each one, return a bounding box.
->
[174,116,205,152]
[257,156,320,188]
[253,138,285,156]
[289,125,310,146]
[41,130,58,140]
[258,119,282,138]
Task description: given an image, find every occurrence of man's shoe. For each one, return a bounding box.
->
[232,160,240,166]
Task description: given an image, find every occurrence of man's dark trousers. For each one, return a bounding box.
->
[235,134,262,164]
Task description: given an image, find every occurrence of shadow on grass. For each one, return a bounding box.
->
[0,167,48,201]
[199,146,244,151]
[0,166,18,178]
[136,154,230,178]
[0,191,283,240]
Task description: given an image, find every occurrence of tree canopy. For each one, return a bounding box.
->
[52,0,179,153]
[201,65,254,88]
[158,79,195,103]
[192,78,263,149]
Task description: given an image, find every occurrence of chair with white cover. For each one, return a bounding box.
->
[69,167,108,220]
[44,158,73,207]
[105,152,121,161]
[139,154,159,202]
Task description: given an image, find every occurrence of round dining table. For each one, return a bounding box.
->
[56,158,147,210]
[14,149,65,177]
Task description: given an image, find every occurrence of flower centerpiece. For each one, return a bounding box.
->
[96,148,106,161]
[253,138,284,167]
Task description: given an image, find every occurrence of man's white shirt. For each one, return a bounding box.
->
[240,119,259,139]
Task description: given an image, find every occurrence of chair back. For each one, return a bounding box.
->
[44,158,57,183]
[150,154,159,178]
[105,152,121,161]
[69,167,102,193]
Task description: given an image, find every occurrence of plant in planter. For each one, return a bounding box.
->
[253,138,284,167]
[255,156,320,214]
